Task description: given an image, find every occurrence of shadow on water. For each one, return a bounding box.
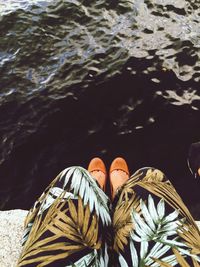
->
[0,0,200,218]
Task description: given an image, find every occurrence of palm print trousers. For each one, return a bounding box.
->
[17,166,200,267]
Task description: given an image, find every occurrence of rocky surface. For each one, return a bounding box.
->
[0,209,199,267]
[0,210,28,267]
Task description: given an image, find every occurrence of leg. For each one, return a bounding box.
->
[17,166,111,267]
[112,167,200,267]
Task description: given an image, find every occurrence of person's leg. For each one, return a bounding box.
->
[111,167,200,267]
[17,165,111,267]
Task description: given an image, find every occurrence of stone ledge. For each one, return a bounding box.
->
[0,210,28,267]
[0,210,199,267]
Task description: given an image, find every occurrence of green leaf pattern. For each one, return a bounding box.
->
[18,166,111,267]
[19,166,200,266]
[118,194,200,266]
[59,167,111,225]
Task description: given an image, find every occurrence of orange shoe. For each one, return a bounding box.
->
[109,157,130,200]
[88,157,107,191]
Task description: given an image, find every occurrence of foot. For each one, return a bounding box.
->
[88,157,107,190]
[109,157,129,200]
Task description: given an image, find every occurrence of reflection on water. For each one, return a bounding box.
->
[0,0,199,218]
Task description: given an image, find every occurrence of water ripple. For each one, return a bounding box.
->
[0,0,200,215]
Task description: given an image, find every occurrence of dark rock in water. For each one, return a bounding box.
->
[0,0,200,218]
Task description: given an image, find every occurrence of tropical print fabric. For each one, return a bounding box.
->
[112,167,200,267]
[17,167,111,267]
[17,167,200,267]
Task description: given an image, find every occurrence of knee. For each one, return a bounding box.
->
[131,167,167,182]
[58,165,94,187]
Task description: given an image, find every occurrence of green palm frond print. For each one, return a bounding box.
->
[152,247,200,267]
[123,168,165,191]
[17,167,111,267]
[113,193,140,252]
[18,196,100,266]
[18,166,200,267]
[22,167,111,245]
[117,195,200,267]
[55,167,111,225]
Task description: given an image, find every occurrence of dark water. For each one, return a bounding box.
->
[0,0,200,218]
